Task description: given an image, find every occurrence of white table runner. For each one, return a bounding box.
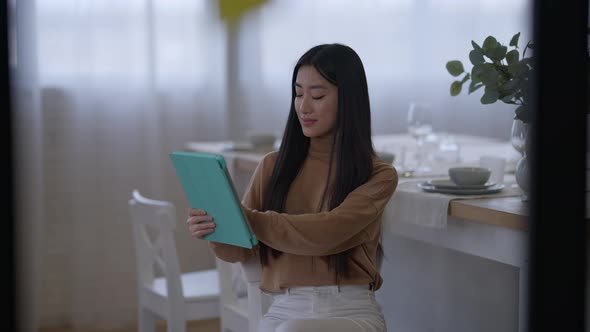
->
[386,177,523,228]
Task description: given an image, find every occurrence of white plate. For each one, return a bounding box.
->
[427,179,496,190]
[418,182,505,195]
[221,141,255,152]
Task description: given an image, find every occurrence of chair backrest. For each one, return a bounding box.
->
[128,190,185,310]
[215,257,248,331]
[215,254,270,332]
[239,258,272,332]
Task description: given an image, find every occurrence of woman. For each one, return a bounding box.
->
[186,43,398,331]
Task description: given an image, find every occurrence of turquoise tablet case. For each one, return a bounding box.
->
[169,151,258,249]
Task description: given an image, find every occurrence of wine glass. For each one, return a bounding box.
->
[407,102,433,174]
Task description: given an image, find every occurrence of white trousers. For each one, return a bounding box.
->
[259,284,386,332]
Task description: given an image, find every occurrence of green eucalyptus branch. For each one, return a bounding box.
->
[445,32,533,123]
[522,41,534,59]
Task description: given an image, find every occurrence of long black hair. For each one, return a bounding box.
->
[259,43,382,279]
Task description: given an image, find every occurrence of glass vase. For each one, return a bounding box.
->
[510,119,530,201]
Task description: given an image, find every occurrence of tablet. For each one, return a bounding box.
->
[169,151,258,249]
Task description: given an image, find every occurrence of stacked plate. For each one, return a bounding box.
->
[221,141,255,152]
[418,179,504,195]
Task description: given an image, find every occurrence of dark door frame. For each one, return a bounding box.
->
[2,0,16,331]
[529,0,588,331]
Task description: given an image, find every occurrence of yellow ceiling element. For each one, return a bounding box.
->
[217,0,268,23]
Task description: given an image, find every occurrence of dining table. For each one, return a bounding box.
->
[185,133,532,332]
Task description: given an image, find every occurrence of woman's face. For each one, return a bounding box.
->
[294,65,338,138]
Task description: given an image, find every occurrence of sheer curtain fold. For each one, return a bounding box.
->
[34,0,226,328]
[12,0,44,331]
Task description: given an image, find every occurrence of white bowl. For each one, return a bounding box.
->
[247,133,276,149]
[448,167,491,186]
[376,151,395,165]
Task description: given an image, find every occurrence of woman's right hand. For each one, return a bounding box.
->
[186,208,216,240]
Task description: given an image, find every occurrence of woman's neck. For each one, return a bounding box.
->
[308,134,335,160]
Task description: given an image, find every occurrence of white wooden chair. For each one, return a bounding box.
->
[239,258,272,332]
[128,190,220,332]
[215,255,271,332]
[215,258,249,332]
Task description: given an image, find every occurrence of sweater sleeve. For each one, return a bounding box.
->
[208,152,277,263]
[243,164,398,256]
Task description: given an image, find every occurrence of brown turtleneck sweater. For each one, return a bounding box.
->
[209,135,398,293]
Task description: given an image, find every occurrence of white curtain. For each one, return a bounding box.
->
[235,0,532,140]
[11,0,44,330]
[31,0,227,328]
[19,0,531,329]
